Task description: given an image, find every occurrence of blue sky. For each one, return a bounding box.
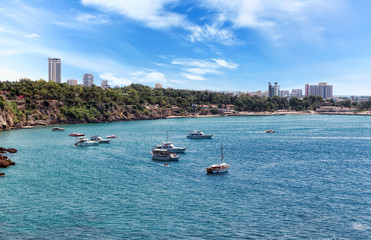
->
[0,0,370,95]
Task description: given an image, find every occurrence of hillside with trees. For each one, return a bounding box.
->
[0,79,369,130]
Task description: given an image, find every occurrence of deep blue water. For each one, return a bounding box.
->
[0,115,370,239]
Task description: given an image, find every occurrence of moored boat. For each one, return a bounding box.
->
[154,142,187,153]
[206,144,230,174]
[52,127,65,131]
[151,149,180,161]
[265,129,275,133]
[74,138,99,147]
[187,130,212,139]
[69,133,85,137]
[91,135,111,143]
[106,135,118,138]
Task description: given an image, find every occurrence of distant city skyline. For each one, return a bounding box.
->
[1,0,371,95]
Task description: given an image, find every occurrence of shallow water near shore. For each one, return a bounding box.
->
[0,115,370,239]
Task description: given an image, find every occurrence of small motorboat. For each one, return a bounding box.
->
[187,130,212,139]
[265,129,275,133]
[206,144,230,174]
[74,138,99,147]
[52,127,65,131]
[154,142,187,153]
[151,149,180,161]
[106,135,118,138]
[90,135,111,143]
[69,133,85,137]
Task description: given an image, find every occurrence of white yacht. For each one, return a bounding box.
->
[154,142,187,153]
[90,135,111,143]
[75,138,99,147]
[187,130,212,139]
[151,149,180,161]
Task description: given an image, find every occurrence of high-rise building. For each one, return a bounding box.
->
[101,80,110,89]
[67,79,77,86]
[305,82,333,99]
[155,83,163,88]
[280,90,290,98]
[291,89,303,98]
[48,58,61,83]
[268,82,280,97]
[83,73,94,87]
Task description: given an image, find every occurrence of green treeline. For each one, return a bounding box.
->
[0,79,369,123]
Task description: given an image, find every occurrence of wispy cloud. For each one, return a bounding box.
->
[130,71,168,83]
[180,73,205,81]
[75,13,109,24]
[99,73,132,86]
[81,0,186,29]
[187,24,237,45]
[25,33,40,39]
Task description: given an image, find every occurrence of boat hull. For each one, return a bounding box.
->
[75,142,99,147]
[187,135,212,139]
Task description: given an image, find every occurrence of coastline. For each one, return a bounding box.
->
[1,110,370,132]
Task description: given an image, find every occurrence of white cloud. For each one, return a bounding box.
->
[76,13,109,24]
[187,24,237,45]
[25,33,40,39]
[172,58,238,70]
[100,73,132,86]
[81,0,187,29]
[131,71,168,83]
[186,68,219,75]
[181,73,205,81]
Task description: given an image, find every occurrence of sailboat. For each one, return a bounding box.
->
[206,144,230,174]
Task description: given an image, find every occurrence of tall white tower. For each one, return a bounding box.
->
[48,58,61,83]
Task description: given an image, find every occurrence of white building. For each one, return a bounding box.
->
[83,73,94,87]
[101,80,110,89]
[67,79,77,86]
[48,58,61,83]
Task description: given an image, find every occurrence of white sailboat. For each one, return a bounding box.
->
[206,144,230,174]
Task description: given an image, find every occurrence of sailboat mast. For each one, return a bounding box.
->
[221,143,223,163]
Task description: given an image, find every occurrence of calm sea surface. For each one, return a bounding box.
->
[0,115,370,239]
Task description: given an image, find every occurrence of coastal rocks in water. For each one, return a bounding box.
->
[6,148,17,153]
[0,172,5,177]
[0,147,17,168]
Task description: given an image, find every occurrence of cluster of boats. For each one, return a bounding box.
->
[151,130,230,174]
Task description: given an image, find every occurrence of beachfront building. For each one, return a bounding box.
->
[48,58,61,83]
[268,82,280,97]
[280,90,290,98]
[305,82,333,99]
[155,83,162,88]
[101,80,110,89]
[67,79,77,86]
[83,73,94,87]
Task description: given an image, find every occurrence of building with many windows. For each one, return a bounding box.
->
[291,89,303,98]
[155,83,163,88]
[101,80,110,89]
[48,58,61,83]
[83,73,94,87]
[268,82,280,97]
[67,79,77,86]
[305,82,333,99]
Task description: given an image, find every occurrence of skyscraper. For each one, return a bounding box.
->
[83,73,94,87]
[305,82,333,99]
[268,82,280,97]
[48,58,61,83]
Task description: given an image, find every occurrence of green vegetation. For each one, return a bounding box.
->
[0,79,370,125]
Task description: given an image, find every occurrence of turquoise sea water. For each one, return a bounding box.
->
[0,115,370,239]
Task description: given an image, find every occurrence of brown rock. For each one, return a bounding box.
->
[0,172,5,177]
[6,148,17,153]
[8,159,15,165]
[0,159,10,168]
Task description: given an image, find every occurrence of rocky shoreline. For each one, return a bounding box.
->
[0,147,17,177]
